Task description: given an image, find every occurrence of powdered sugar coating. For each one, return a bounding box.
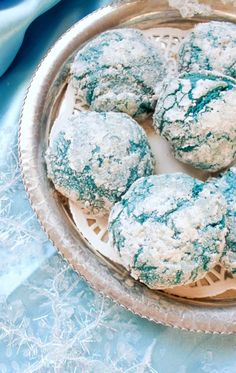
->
[72,28,166,120]
[210,167,236,273]
[46,111,154,215]
[178,21,236,78]
[108,173,227,289]
[153,72,236,172]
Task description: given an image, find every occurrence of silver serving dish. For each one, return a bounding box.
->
[19,0,236,334]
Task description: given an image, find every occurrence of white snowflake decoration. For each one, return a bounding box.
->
[168,0,211,17]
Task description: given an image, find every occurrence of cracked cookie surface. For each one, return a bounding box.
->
[153,72,236,172]
[210,167,236,274]
[108,173,227,289]
[178,21,236,78]
[46,111,154,215]
[72,28,166,120]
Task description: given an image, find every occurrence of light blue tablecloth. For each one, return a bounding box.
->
[1,1,236,372]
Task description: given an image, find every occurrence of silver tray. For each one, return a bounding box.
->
[19,0,236,334]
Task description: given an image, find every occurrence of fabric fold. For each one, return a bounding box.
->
[0,0,61,77]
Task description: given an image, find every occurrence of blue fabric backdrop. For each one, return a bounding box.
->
[0,0,62,77]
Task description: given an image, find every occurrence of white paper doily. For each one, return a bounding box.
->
[53,27,236,299]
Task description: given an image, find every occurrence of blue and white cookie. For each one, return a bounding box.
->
[108,173,227,289]
[72,28,166,120]
[178,21,236,78]
[46,111,154,215]
[209,167,236,274]
[153,72,236,172]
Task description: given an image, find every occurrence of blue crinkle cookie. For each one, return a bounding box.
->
[46,111,154,215]
[210,167,236,273]
[153,71,236,172]
[108,173,227,289]
[72,28,166,120]
[178,21,236,78]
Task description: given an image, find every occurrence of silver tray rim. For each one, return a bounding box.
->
[18,0,236,334]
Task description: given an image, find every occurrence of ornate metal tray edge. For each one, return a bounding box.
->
[18,0,236,334]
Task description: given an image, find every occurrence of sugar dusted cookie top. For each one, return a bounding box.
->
[178,21,236,78]
[153,71,236,172]
[46,111,154,215]
[210,167,236,273]
[72,28,166,120]
[108,173,227,289]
